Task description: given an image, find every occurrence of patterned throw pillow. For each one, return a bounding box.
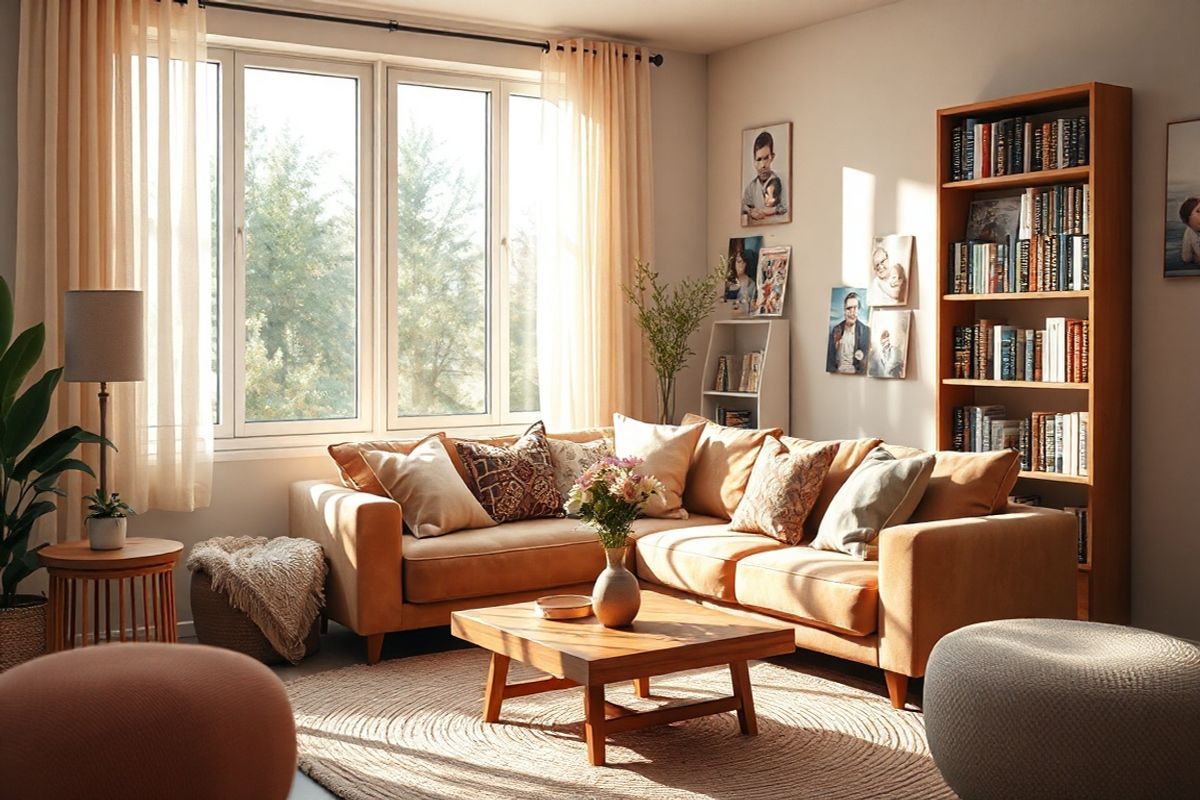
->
[546,437,613,503]
[454,421,562,523]
[729,438,839,545]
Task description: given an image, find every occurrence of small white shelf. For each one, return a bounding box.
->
[700,319,789,432]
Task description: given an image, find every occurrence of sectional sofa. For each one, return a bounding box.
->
[290,425,1076,709]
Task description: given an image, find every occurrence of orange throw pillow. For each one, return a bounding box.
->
[908,449,1021,522]
[680,412,782,520]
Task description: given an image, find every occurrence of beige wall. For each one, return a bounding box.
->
[707,0,1199,639]
[0,0,17,289]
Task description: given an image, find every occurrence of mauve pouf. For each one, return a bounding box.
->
[0,642,296,799]
[924,619,1200,800]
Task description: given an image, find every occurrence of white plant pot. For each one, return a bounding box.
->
[88,517,127,551]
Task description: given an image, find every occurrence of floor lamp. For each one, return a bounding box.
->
[63,290,145,498]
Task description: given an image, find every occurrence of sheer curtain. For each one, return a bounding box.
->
[17,0,212,534]
[537,39,654,429]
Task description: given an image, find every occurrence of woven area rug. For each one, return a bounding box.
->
[286,649,954,799]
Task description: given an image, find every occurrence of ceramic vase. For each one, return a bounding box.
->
[87,517,127,551]
[592,545,640,627]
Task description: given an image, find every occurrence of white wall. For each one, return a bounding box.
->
[707,0,1200,640]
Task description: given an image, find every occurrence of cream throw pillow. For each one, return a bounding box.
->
[612,414,704,519]
[363,435,496,538]
[547,437,614,503]
[813,445,935,559]
[729,438,839,545]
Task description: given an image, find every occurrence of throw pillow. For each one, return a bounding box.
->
[729,438,839,545]
[328,436,434,496]
[906,448,1021,522]
[454,421,562,524]
[612,413,705,519]
[680,412,783,520]
[362,435,495,538]
[812,445,936,559]
[781,436,884,540]
[547,436,614,503]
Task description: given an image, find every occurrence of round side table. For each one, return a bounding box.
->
[39,538,183,652]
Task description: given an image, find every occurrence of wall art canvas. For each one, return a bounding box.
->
[1165,117,1200,277]
[725,236,764,314]
[741,121,792,227]
[753,245,790,316]
[867,234,913,307]
[826,287,870,375]
[868,310,911,379]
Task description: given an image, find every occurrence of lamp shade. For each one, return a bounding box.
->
[64,290,146,383]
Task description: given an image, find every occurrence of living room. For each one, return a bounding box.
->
[0,0,1197,797]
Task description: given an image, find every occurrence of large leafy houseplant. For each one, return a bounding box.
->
[0,277,109,609]
[622,260,726,424]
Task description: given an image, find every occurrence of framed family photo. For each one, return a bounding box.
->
[754,245,790,316]
[725,236,764,315]
[741,121,792,227]
[1164,117,1200,277]
[867,234,913,307]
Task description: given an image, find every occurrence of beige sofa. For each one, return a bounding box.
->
[290,428,1076,709]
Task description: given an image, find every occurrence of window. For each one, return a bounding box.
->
[207,49,539,447]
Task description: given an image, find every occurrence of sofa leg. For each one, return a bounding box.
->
[366,633,385,665]
[884,670,909,709]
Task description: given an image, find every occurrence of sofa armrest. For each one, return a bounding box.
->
[289,480,405,636]
[877,504,1076,678]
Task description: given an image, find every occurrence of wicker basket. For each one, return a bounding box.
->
[190,571,320,665]
[0,596,47,672]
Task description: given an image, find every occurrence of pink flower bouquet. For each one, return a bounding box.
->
[564,456,663,549]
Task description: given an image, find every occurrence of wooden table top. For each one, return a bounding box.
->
[38,537,184,571]
[451,590,795,686]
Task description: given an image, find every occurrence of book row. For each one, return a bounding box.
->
[952,405,1089,477]
[713,352,763,393]
[1017,185,1089,239]
[714,407,754,429]
[950,114,1089,182]
[949,235,1089,294]
[953,318,1089,383]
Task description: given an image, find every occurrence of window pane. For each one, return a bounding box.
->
[204,61,220,425]
[508,95,540,413]
[395,84,488,417]
[243,68,359,422]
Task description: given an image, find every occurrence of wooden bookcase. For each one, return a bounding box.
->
[935,83,1131,623]
[699,319,789,433]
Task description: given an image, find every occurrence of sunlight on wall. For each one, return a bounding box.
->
[897,176,938,447]
[841,166,875,285]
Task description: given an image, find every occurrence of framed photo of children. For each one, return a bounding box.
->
[1164,118,1200,277]
[754,246,790,316]
[725,236,764,315]
[741,122,792,227]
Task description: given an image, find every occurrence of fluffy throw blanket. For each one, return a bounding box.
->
[187,536,326,664]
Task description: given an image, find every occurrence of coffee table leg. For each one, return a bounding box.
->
[729,660,758,736]
[584,684,607,766]
[633,677,650,698]
[483,652,510,723]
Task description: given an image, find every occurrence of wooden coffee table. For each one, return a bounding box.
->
[451,590,795,766]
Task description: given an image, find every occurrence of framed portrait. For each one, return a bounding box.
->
[741,121,792,227]
[867,234,913,307]
[826,287,870,375]
[868,310,911,379]
[753,246,790,317]
[1164,117,1200,277]
[725,236,764,315]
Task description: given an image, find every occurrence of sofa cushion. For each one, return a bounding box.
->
[680,412,783,520]
[734,547,879,636]
[907,449,1022,522]
[453,421,562,524]
[547,437,613,504]
[613,414,704,519]
[634,525,785,602]
[729,438,839,545]
[781,436,883,540]
[363,436,495,539]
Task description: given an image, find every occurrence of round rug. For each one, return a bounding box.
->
[287,649,953,799]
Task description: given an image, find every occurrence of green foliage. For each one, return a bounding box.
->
[622,260,726,421]
[85,490,135,519]
[0,278,111,606]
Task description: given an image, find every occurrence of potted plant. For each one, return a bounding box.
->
[0,277,109,670]
[565,456,662,627]
[85,490,135,550]
[622,259,726,425]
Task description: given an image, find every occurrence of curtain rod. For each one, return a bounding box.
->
[192,1,665,66]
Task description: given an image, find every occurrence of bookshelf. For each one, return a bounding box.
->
[935,83,1130,623]
[700,319,789,433]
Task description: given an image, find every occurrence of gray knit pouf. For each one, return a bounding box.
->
[924,619,1200,800]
